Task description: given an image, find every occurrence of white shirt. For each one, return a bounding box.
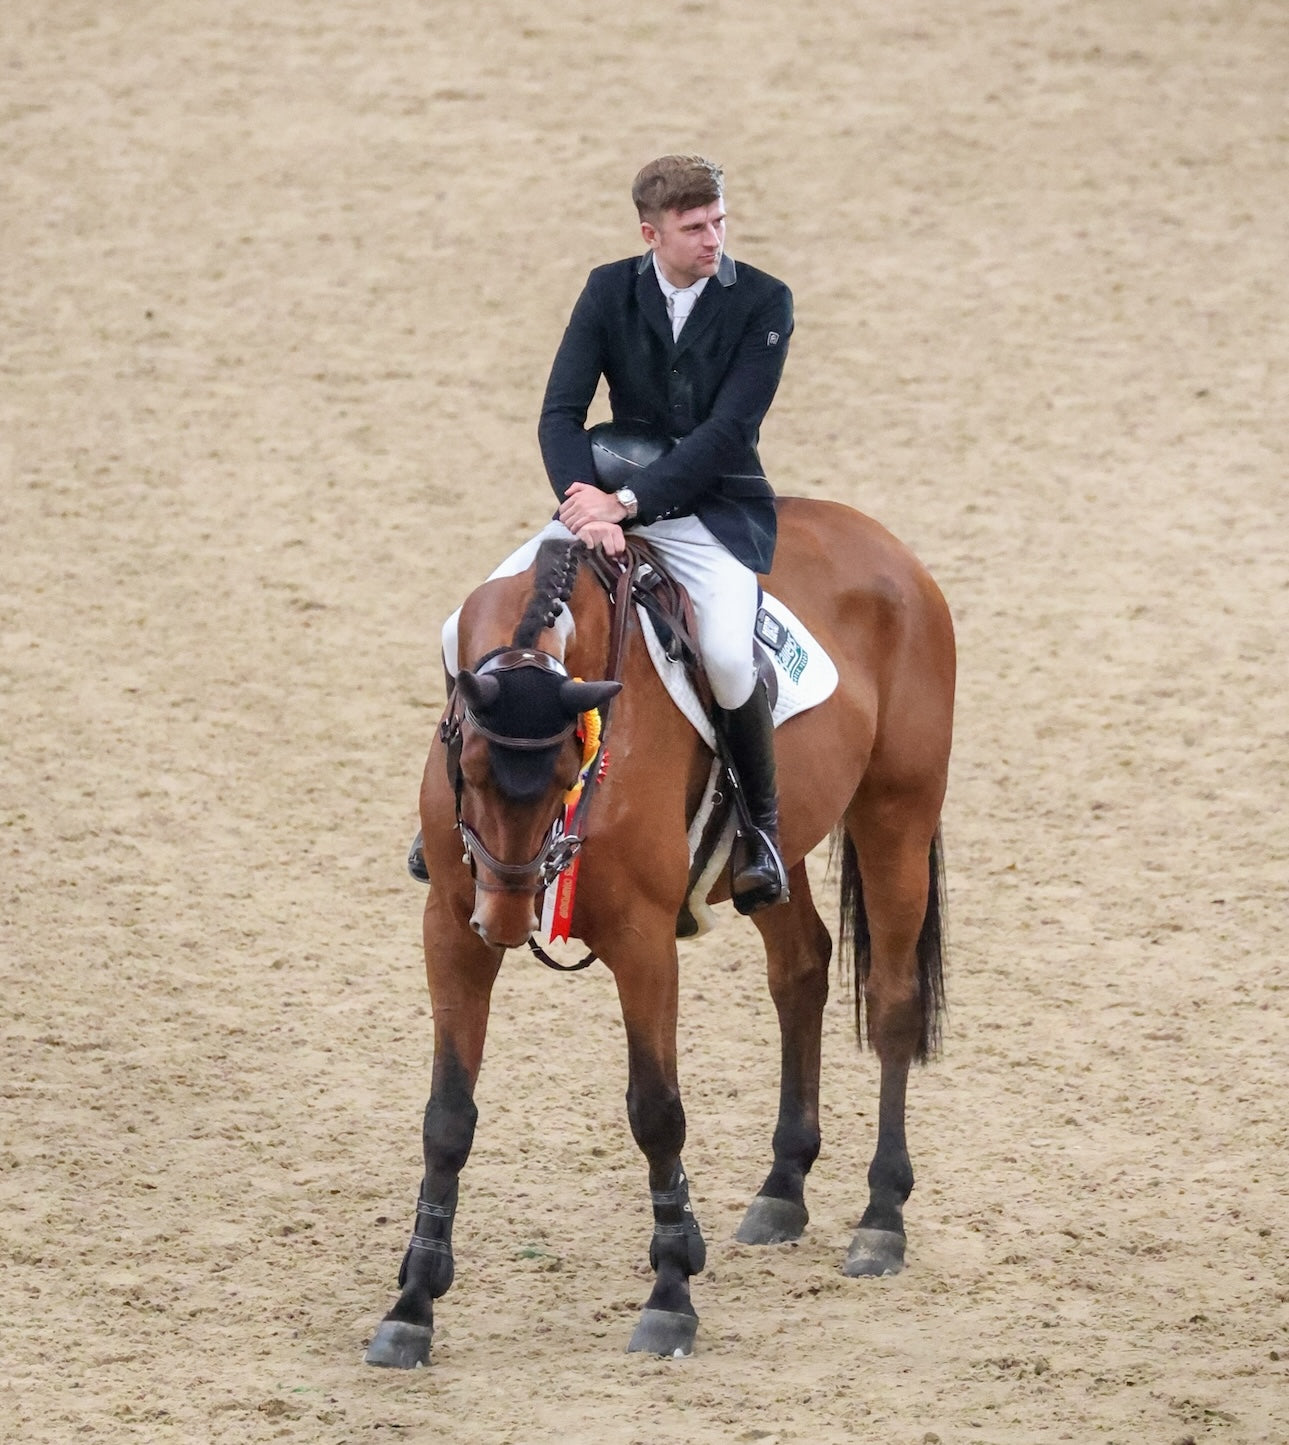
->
[652,253,708,340]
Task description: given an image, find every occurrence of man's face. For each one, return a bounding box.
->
[642,197,726,289]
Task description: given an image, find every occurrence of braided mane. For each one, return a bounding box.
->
[512,539,586,649]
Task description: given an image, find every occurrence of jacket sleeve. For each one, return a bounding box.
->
[631,281,793,524]
[537,275,603,502]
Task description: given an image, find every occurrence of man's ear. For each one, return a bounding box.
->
[640,219,659,250]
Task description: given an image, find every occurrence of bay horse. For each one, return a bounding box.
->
[365,496,955,1367]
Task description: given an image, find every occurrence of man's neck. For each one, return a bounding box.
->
[652,252,707,292]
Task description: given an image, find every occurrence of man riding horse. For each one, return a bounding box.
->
[374,157,957,1368]
[423,153,793,914]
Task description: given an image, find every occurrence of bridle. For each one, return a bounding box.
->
[440,545,640,967]
[440,649,584,895]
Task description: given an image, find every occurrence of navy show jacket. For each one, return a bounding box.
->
[537,251,793,573]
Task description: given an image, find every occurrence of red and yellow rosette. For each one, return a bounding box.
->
[545,698,605,944]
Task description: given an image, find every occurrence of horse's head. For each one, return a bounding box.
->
[449,648,620,948]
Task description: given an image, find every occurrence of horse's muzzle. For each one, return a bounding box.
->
[458,816,581,950]
[468,888,540,949]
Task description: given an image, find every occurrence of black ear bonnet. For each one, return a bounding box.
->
[457,650,577,802]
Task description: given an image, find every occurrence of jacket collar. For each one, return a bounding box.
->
[635,251,737,287]
[635,252,737,352]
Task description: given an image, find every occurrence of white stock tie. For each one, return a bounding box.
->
[670,286,698,340]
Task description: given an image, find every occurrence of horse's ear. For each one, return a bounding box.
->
[458,669,501,713]
[560,679,622,717]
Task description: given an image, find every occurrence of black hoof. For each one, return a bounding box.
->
[627,1308,698,1358]
[734,1194,808,1245]
[843,1227,906,1277]
[364,1319,433,1368]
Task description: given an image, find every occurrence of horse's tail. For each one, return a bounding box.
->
[836,824,946,1062]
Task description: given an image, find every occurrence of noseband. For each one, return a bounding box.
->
[455,820,582,895]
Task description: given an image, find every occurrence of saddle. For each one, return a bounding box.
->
[582,540,779,713]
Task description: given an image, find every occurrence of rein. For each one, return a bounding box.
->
[441,545,640,971]
[524,546,636,971]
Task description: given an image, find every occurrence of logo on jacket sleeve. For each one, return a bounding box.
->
[767,331,780,346]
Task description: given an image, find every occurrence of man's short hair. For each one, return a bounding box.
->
[631,155,724,222]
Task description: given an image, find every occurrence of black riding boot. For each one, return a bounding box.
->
[407,830,429,883]
[407,663,457,885]
[718,683,789,915]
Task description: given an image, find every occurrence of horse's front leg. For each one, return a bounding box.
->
[608,928,707,1357]
[365,901,502,1368]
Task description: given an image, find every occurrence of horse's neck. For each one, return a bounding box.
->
[561,566,616,680]
[456,551,646,686]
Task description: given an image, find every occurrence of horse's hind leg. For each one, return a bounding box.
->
[736,859,832,1245]
[842,793,945,1277]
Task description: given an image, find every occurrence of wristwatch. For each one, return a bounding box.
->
[614,487,639,520]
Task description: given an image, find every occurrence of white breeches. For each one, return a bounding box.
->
[440,515,759,710]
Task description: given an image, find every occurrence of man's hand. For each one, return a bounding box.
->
[559,480,628,533]
[574,520,626,556]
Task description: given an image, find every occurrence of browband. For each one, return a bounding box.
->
[473,648,569,680]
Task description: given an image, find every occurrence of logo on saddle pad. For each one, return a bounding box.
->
[755,607,808,684]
